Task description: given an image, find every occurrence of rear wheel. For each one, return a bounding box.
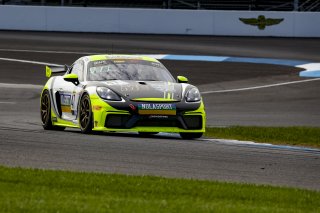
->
[40,90,65,131]
[179,132,203,139]
[79,93,93,134]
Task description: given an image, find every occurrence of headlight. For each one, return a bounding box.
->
[96,87,121,101]
[185,88,201,102]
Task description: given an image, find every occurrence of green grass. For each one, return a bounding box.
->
[0,166,319,212]
[205,126,320,148]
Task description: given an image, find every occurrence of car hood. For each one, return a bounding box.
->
[100,80,183,101]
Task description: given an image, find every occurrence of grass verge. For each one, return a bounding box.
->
[205,126,320,148]
[0,166,319,212]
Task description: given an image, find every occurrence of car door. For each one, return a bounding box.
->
[70,60,86,122]
[59,60,84,121]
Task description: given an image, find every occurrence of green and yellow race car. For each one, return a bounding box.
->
[40,55,206,139]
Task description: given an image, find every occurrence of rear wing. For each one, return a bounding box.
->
[45,65,69,78]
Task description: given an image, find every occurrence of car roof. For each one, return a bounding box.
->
[84,54,160,63]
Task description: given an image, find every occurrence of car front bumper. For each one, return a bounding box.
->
[91,95,206,133]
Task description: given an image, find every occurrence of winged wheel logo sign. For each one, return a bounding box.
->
[239,15,284,30]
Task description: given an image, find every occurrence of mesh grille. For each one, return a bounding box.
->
[182,115,202,129]
[105,114,131,128]
[135,119,179,127]
[105,114,203,130]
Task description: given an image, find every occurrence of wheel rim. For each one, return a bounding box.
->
[41,93,50,124]
[80,97,90,128]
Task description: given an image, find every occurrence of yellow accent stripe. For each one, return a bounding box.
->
[61,105,71,113]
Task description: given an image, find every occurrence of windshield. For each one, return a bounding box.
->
[87,59,175,82]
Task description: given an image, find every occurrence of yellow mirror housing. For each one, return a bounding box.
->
[63,73,80,85]
[177,76,188,83]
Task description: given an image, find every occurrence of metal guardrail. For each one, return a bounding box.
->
[1,0,320,11]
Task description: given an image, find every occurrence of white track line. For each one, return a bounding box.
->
[0,56,319,92]
[201,138,320,153]
[0,57,62,67]
[0,83,42,89]
[201,78,320,94]
[0,101,16,104]
[0,48,99,55]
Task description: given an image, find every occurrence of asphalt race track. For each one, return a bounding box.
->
[0,31,319,190]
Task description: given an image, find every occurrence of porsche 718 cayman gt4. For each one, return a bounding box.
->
[40,55,206,139]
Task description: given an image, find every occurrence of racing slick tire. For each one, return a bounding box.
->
[179,132,203,139]
[40,90,65,131]
[79,93,93,134]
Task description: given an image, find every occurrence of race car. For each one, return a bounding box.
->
[40,55,206,139]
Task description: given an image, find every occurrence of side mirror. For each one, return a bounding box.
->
[177,76,188,83]
[64,73,80,85]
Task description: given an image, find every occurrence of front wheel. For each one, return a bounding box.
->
[79,93,93,134]
[179,132,203,139]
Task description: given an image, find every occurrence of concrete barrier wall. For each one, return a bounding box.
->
[0,5,319,37]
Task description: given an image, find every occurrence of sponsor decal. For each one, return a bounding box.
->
[60,94,71,105]
[150,82,175,93]
[61,105,71,113]
[129,104,136,111]
[70,93,75,108]
[121,84,140,92]
[151,62,161,67]
[107,55,143,60]
[93,60,109,66]
[113,60,125,63]
[239,15,284,30]
[60,94,71,113]
[149,115,169,119]
[92,105,102,111]
[148,82,176,99]
[138,103,176,115]
[104,80,129,86]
